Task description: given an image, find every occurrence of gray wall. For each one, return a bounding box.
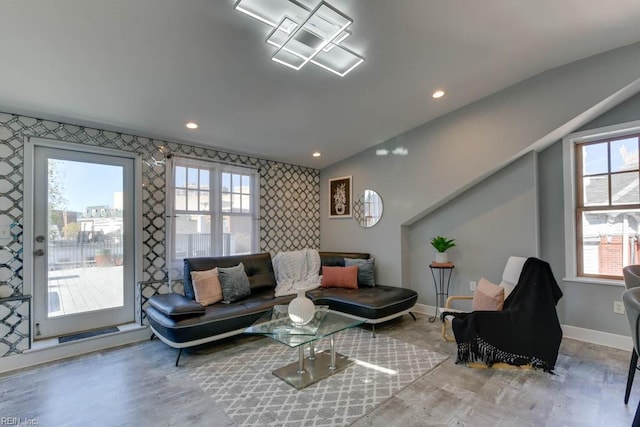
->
[408,153,538,306]
[539,92,640,335]
[320,42,640,336]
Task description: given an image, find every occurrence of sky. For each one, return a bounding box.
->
[583,137,638,175]
[51,159,123,212]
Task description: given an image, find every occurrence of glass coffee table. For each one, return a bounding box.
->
[245,305,364,390]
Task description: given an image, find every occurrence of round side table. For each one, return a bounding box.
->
[428,263,454,322]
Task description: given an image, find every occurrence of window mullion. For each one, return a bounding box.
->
[211,166,219,255]
[607,142,612,207]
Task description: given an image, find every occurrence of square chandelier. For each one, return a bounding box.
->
[234,0,364,77]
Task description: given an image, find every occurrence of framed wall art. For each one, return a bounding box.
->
[329,175,352,218]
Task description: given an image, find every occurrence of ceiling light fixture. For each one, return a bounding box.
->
[432,90,445,99]
[234,0,364,77]
[312,151,322,157]
[186,122,198,129]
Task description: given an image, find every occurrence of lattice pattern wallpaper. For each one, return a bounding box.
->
[0,112,320,357]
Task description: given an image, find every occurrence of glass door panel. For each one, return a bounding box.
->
[33,145,135,338]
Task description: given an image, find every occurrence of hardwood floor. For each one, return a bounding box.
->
[0,314,636,426]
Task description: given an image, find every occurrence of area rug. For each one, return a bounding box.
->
[190,328,448,426]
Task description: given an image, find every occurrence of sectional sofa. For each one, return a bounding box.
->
[145,251,418,365]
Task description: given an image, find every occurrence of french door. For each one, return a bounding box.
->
[27,139,138,338]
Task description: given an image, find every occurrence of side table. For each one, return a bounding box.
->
[428,262,454,322]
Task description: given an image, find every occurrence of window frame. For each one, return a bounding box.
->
[563,119,640,285]
[166,156,260,270]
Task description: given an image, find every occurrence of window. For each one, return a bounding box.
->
[564,120,640,281]
[167,157,259,264]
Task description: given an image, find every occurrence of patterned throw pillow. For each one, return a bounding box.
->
[344,258,375,287]
[218,263,252,303]
[190,267,223,306]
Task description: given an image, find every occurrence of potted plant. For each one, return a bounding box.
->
[431,236,456,263]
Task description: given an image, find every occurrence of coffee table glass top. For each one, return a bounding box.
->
[245,305,364,348]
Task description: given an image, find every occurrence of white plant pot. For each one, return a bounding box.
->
[288,289,315,325]
[435,252,448,263]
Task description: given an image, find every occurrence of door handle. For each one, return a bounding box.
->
[34,249,46,256]
[35,235,45,243]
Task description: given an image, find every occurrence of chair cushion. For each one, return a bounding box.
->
[501,256,527,297]
[308,284,417,319]
[218,263,252,303]
[473,278,504,311]
[191,267,223,306]
[321,265,358,289]
[345,258,375,287]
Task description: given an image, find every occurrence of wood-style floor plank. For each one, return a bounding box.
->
[0,314,636,426]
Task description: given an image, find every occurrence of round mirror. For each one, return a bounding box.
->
[353,189,383,228]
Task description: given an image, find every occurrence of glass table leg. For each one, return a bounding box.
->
[309,343,316,360]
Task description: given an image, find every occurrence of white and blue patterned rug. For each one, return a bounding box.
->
[190,328,448,426]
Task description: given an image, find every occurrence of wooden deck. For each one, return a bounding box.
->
[47,266,123,316]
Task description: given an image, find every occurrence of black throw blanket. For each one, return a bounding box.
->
[444,257,563,372]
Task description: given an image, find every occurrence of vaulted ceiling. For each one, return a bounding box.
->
[3,0,640,168]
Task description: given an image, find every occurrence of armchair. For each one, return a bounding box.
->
[443,257,563,372]
[440,256,527,341]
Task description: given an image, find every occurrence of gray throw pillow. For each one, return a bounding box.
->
[218,263,252,303]
[344,258,375,287]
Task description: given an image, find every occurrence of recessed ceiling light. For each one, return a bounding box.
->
[312,152,321,158]
[432,90,445,99]
[186,122,198,129]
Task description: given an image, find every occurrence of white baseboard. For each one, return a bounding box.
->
[414,303,632,351]
[0,324,151,374]
[561,324,632,351]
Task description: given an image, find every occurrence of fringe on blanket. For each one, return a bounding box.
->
[456,334,555,373]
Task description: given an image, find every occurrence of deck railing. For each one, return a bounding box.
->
[48,236,123,269]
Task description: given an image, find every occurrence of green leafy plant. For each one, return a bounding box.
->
[431,236,456,253]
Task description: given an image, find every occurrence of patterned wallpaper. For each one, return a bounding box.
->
[0,112,320,357]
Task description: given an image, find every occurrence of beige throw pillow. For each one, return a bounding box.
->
[472,277,505,311]
[191,267,223,306]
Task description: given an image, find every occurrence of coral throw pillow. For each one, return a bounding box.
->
[321,266,358,289]
[190,267,223,306]
[472,277,505,311]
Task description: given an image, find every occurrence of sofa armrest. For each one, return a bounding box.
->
[148,293,205,318]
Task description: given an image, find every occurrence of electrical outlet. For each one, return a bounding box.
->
[614,301,625,315]
[470,281,476,291]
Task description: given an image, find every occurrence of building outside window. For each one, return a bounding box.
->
[167,157,259,265]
